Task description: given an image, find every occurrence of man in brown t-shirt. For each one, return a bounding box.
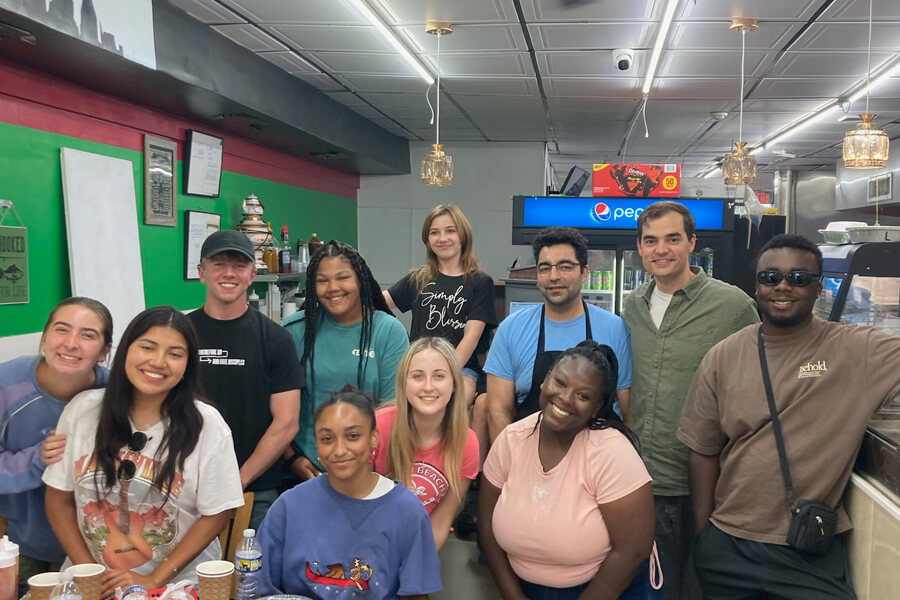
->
[677,234,900,599]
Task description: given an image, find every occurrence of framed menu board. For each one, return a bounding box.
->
[183,130,223,197]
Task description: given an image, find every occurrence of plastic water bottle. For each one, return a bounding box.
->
[49,572,81,600]
[119,585,149,600]
[234,528,262,600]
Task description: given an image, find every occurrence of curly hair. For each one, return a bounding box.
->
[538,340,639,450]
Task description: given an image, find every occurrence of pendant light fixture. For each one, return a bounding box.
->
[842,0,889,169]
[722,18,758,186]
[421,22,453,187]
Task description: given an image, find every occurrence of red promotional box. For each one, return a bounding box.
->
[592,163,681,198]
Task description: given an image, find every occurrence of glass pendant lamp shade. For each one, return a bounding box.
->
[421,22,454,187]
[722,141,757,186]
[842,0,890,169]
[421,144,453,186]
[843,114,889,169]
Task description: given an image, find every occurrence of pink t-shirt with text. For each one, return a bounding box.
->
[373,405,479,514]
[484,413,651,588]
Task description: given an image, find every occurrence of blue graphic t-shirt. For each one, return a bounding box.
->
[258,475,442,599]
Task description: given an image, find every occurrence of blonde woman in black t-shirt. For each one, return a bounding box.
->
[384,204,496,408]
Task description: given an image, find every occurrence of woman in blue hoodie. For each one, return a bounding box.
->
[0,297,112,592]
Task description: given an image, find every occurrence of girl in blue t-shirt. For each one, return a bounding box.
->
[0,297,112,594]
[258,385,442,600]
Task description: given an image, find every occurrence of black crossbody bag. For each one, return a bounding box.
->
[757,326,837,555]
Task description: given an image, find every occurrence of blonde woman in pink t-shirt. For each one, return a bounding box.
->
[479,341,661,600]
[373,337,479,550]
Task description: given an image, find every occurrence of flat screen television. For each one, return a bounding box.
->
[558,165,589,197]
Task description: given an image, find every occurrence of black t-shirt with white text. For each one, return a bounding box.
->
[389,271,496,372]
[188,307,302,491]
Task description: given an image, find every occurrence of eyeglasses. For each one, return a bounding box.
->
[536,260,581,276]
[117,431,149,481]
[756,270,820,287]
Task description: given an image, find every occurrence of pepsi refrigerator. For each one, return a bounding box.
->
[511,196,737,315]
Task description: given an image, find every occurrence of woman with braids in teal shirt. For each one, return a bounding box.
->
[282,241,408,481]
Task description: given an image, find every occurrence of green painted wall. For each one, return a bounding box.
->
[0,121,356,337]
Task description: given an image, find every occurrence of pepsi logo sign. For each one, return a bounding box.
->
[591,202,611,222]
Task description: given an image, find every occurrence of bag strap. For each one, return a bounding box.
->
[757,326,796,509]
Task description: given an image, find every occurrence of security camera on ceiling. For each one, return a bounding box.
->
[613,49,634,71]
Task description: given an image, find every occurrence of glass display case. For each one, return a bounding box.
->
[820,242,900,496]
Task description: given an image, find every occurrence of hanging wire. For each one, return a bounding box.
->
[641,98,650,138]
[864,0,873,114]
[436,30,442,146]
[739,27,746,142]
[425,82,435,125]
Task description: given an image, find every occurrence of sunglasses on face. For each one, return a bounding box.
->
[117,432,149,481]
[756,270,820,287]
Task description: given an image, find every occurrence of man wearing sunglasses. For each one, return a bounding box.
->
[678,234,900,599]
[623,201,758,600]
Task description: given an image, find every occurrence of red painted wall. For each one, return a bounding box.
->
[0,57,359,199]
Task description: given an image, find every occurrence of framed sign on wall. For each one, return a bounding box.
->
[143,135,177,227]
[184,210,221,280]
[183,130,224,197]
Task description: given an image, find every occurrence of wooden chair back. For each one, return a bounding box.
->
[218,491,254,562]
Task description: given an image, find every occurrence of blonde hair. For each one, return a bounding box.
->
[410,204,481,293]
[386,337,470,502]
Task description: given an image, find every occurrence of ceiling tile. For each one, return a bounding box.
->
[310,51,421,76]
[210,24,287,52]
[521,0,654,21]
[265,24,389,52]
[401,24,523,53]
[372,0,512,25]
[169,0,246,24]
[219,0,359,24]
[528,23,653,51]
[257,51,317,73]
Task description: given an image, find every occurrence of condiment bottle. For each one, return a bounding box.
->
[279,223,292,273]
[308,232,322,257]
[0,536,18,600]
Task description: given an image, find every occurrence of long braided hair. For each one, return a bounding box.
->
[538,340,639,449]
[301,241,392,398]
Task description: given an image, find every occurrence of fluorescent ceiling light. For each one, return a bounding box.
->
[641,0,680,94]
[763,100,839,149]
[750,146,764,155]
[847,60,900,103]
[343,0,434,85]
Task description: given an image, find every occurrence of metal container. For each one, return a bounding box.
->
[846,226,900,243]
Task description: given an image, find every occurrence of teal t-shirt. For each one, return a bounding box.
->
[282,309,409,469]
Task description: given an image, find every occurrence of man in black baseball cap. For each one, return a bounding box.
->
[200,229,256,262]
[189,229,301,529]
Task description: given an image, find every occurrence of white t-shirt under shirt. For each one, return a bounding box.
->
[42,389,244,581]
[648,286,673,329]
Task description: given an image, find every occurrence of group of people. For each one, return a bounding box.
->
[0,200,898,600]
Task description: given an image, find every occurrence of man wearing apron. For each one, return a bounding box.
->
[483,226,632,444]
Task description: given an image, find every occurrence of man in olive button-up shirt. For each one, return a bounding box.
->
[622,202,758,600]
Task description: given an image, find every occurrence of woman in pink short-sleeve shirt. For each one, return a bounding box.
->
[373,337,479,551]
[479,341,660,599]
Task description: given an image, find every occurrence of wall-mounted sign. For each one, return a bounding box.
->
[0,225,28,304]
[519,197,726,230]
[592,163,681,198]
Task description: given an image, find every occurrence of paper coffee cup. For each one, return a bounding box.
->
[65,564,105,600]
[27,573,60,600]
[196,561,234,600]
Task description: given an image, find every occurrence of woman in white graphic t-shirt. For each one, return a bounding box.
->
[43,306,244,597]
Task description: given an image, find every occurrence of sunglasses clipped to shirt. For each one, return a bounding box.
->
[116,431,149,481]
[756,270,821,287]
